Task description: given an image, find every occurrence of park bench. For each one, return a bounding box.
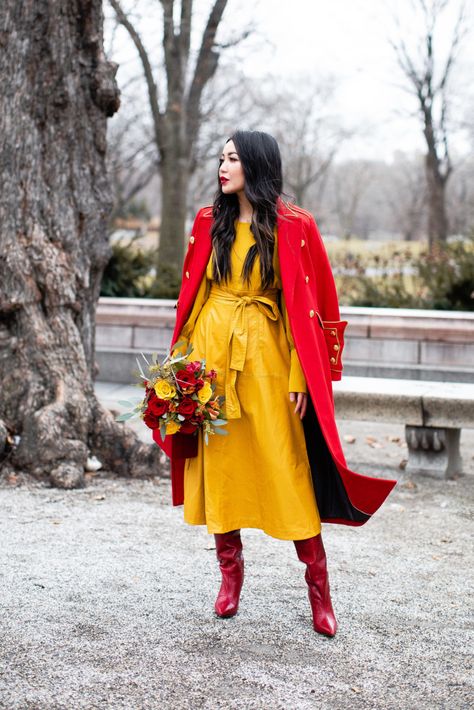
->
[333,376,474,479]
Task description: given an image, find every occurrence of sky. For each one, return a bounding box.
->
[106,0,474,163]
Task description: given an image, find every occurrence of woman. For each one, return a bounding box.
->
[155,130,396,637]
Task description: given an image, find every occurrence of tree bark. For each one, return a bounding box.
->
[160,153,190,268]
[0,0,164,487]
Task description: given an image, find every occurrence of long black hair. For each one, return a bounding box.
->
[211,130,283,289]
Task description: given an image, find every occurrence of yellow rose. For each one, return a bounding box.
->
[154,379,176,400]
[197,381,213,404]
[165,420,181,435]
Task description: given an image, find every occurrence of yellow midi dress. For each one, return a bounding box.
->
[178,221,321,541]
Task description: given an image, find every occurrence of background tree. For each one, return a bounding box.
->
[107,107,157,225]
[383,152,427,241]
[109,0,250,271]
[272,78,350,208]
[0,0,162,487]
[329,161,374,239]
[391,0,467,249]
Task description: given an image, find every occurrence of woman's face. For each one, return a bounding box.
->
[218,140,245,194]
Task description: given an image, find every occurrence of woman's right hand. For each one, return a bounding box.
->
[289,391,307,419]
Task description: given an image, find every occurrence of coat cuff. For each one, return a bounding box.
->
[321,320,348,380]
[289,348,307,393]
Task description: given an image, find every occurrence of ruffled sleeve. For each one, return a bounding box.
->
[280,291,307,393]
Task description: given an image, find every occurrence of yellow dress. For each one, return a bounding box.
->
[178,222,321,541]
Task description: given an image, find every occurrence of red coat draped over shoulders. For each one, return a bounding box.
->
[155,198,397,525]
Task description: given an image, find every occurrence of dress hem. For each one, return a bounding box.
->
[183,516,321,541]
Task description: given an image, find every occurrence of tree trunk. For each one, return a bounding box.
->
[0,0,164,487]
[425,155,449,250]
[159,150,190,271]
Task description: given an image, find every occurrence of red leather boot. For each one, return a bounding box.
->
[214,530,244,618]
[294,534,338,637]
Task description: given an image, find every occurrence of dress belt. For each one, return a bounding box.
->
[207,285,280,419]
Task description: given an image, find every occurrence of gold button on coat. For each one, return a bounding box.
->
[330,329,336,336]
[189,235,195,244]
[305,275,309,283]
[333,344,339,351]
[301,239,305,247]
[185,271,190,278]
[309,309,315,318]
[330,357,336,364]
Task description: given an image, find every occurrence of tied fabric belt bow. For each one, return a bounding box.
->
[207,285,280,419]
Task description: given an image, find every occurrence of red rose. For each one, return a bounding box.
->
[175,369,197,393]
[207,369,217,380]
[179,421,198,434]
[143,412,161,430]
[185,360,202,374]
[194,378,205,390]
[177,397,198,418]
[148,396,169,417]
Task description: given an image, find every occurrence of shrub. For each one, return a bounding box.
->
[100,241,181,299]
[100,242,152,298]
[331,235,473,311]
[415,236,474,311]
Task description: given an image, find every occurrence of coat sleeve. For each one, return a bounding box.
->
[280,290,307,393]
[172,272,210,356]
[171,208,209,357]
[304,214,348,381]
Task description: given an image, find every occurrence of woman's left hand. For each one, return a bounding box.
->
[289,392,307,419]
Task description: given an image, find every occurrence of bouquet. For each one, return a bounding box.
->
[116,340,228,445]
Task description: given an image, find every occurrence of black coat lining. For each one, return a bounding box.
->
[303,395,370,524]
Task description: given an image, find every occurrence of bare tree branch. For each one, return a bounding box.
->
[109,0,165,156]
[186,0,228,152]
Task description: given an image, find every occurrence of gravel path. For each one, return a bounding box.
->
[1,418,473,709]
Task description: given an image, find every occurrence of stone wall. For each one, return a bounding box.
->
[95,298,474,383]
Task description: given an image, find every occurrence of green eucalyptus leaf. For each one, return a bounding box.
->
[116,412,135,421]
[212,427,228,435]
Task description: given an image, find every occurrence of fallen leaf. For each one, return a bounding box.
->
[401,480,416,489]
[93,495,106,501]
[399,459,408,470]
[365,436,377,443]
[344,434,356,444]
[368,441,384,449]
[387,435,401,443]
[351,687,362,694]
[432,555,442,560]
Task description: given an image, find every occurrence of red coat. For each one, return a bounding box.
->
[155,198,396,525]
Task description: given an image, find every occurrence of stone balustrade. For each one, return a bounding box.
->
[95,298,474,384]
